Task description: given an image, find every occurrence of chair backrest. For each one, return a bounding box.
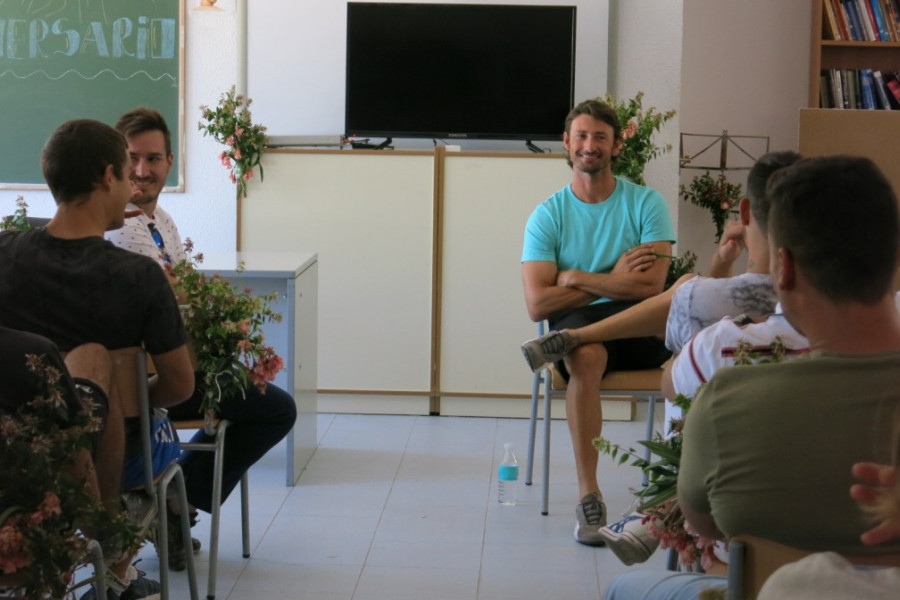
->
[109,347,156,497]
[727,534,900,600]
[109,347,150,419]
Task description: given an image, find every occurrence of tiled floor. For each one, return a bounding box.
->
[121,411,669,599]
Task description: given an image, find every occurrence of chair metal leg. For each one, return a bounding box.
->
[86,539,106,598]
[178,419,252,600]
[642,395,656,487]
[240,473,251,558]
[666,547,679,571]
[525,370,541,486]
[726,540,745,600]
[204,421,230,600]
[158,465,199,600]
[541,367,552,516]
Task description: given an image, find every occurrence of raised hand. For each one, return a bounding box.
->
[850,461,900,545]
[612,244,659,274]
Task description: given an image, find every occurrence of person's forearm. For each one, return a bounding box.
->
[707,252,735,279]
[524,285,596,322]
[681,501,724,541]
[561,270,665,302]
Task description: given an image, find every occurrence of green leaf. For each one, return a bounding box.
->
[637,486,678,511]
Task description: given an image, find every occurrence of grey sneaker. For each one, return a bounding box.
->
[599,511,659,565]
[118,569,162,600]
[521,329,576,372]
[79,567,161,600]
[121,491,157,531]
[574,492,607,546]
[146,506,200,572]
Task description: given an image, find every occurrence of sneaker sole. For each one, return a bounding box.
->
[600,530,655,565]
[573,523,607,547]
[521,344,544,373]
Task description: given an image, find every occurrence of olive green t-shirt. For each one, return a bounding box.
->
[679,350,900,555]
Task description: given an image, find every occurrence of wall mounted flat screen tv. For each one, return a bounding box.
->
[345,3,576,142]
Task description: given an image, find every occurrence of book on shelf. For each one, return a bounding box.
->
[847,72,857,108]
[848,69,862,109]
[872,70,895,109]
[842,0,865,39]
[821,73,834,108]
[823,0,843,38]
[885,0,900,41]
[832,0,852,39]
[840,69,852,108]
[856,0,878,39]
[885,72,900,106]
[870,0,892,40]
[828,69,844,108]
[860,69,877,108]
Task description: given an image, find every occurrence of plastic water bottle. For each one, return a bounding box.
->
[498,442,519,505]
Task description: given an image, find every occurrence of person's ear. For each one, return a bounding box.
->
[100,164,116,191]
[739,197,750,226]
[776,246,796,291]
[611,137,623,158]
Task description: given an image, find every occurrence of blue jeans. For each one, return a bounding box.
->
[169,379,297,513]
[604,570,727,600]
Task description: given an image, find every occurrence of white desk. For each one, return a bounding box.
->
[199,251,318,485]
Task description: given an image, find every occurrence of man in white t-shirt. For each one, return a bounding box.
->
[665,292,900,401]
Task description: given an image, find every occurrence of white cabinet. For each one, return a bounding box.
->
[240,149,629,418]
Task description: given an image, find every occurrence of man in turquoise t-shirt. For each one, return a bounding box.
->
[521,99,675,546]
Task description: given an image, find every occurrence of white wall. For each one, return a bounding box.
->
[677,0,811,270]
[608,0,684,234]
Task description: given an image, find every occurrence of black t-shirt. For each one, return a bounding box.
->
[0,228,187,353]
[0,327,81,424]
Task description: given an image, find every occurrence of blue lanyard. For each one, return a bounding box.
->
[147,222,172,265]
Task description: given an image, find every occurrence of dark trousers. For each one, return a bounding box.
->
[168,378,297,513]
[549,300,671,381]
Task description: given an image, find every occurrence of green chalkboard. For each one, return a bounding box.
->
[0,0,183,188]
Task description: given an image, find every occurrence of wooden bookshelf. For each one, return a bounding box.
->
[802,0,900,192]
[810,0,900,106]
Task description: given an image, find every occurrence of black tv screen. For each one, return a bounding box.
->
[345,3,576,141]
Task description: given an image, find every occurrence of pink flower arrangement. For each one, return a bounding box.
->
[680,170,743,243]
[599,91,676,186]
[199,86,269,197]
[172,241,284,415]
[0,356,139,597]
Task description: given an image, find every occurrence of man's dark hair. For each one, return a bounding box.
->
[41,120,127,205]
[563,99,621,169]
[768,155,899,304]
[115,107,172,157]
[745,150,802,235]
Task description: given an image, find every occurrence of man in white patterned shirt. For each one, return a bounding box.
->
[105,113,185,274]
[106,107,296,572]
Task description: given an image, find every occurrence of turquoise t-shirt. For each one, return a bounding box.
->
[521,178,676,304]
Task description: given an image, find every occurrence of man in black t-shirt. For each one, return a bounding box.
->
[0,120,195,599]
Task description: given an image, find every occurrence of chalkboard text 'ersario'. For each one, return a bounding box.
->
[0,17,176,60]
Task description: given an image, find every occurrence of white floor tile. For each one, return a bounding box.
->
[120,414,671,599]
